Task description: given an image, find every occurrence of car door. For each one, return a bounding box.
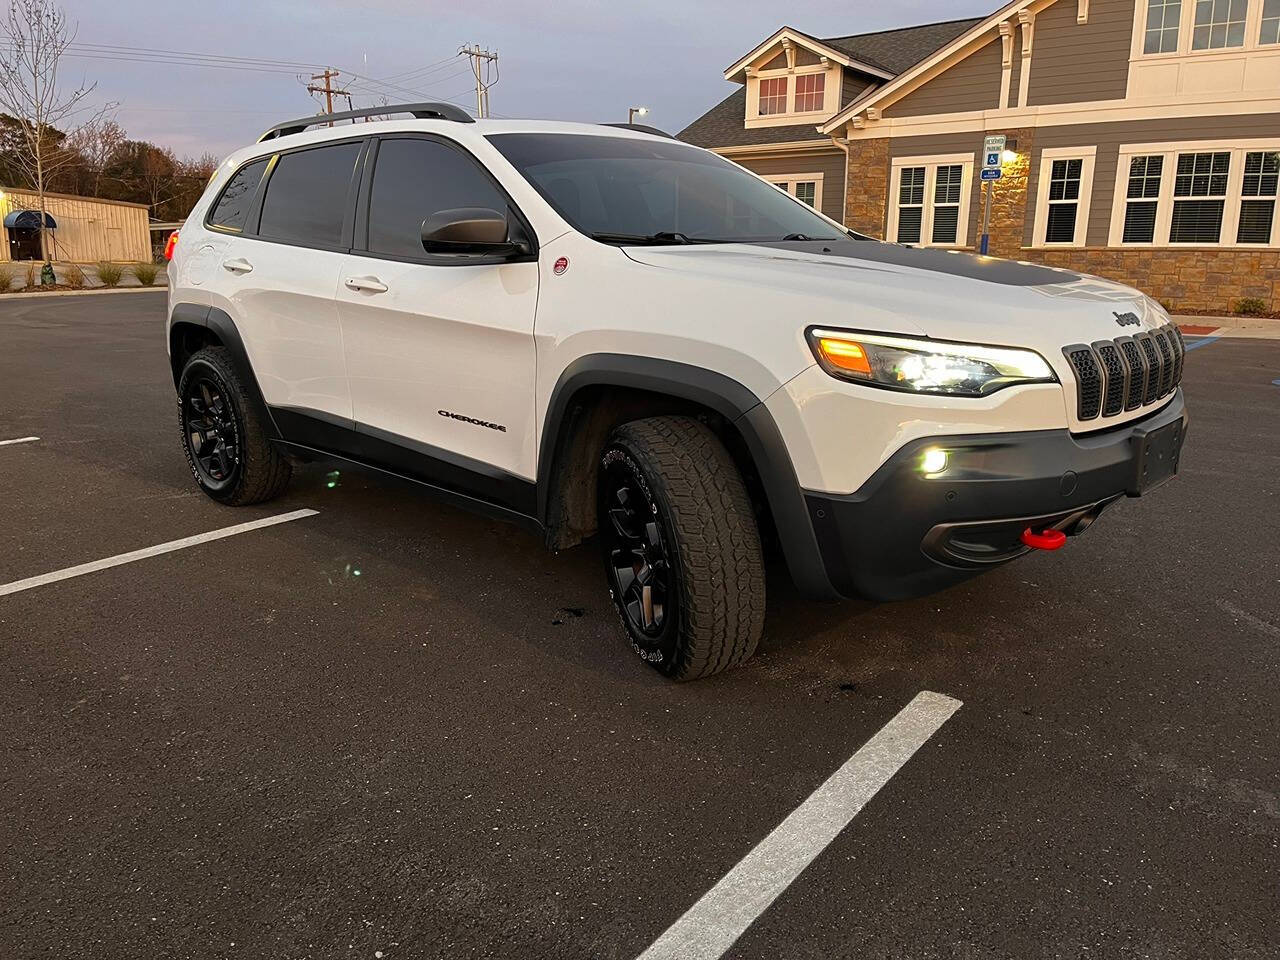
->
[217,138,364,426]
[335,134,539,488]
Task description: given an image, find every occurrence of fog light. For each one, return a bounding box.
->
[921,447,949,476]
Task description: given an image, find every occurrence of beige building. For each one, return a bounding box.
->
[0,188,151,263]
[680,0,1280,313]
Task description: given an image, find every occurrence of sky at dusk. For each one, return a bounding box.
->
[57,0,996,160]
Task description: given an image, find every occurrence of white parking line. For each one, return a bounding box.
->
[0,436,40,447]
[637,690,962,960]
[0,508,319,598]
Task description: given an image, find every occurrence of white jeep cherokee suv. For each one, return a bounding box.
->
[167,103,1188,680]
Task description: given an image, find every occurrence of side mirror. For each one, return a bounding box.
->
[420,207,528,255]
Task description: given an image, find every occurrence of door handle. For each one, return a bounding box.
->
[344,276,388,294]
[221,258,253,274]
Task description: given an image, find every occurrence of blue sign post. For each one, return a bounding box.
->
[979,135,1006,256]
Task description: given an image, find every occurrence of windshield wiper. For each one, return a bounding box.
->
[589,231,718,246]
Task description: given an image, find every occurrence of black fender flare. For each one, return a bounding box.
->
[168,303,280,440]
[537,353,839,601]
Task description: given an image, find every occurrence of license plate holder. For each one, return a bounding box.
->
[1130,418,1184,495]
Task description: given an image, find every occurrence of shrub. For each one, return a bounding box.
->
[63,263,86,289]
[24,262,36,289]
[1234,297,1268,317]
[96,261,123,287]
[131,261,158,285]
[0,265,12,293]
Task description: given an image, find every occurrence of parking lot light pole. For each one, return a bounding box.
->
[628,105,649,125]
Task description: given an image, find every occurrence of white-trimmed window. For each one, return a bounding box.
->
[1137,0,1280,55]
[758,77,787,116]
[1122,155,1165,243]
[1110,141,1280,247]
[1145,0,1183,52]
[1170,151,1231,242]
[1193,0,1249,48]
[1263,0,1280,42]
[888,155,973,248]
[1033,147,1097,247]
[763,173,824,211]
[794,73,825,113]
[1238,150,1279,242]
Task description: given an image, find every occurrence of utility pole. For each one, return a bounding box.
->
[307,68,350,125]
[459,45,498,118]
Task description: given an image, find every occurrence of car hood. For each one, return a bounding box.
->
[621,238,1170,351]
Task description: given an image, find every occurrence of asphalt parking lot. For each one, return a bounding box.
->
[2,290,1278,960]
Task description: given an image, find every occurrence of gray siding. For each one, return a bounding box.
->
[1027,0,1132,107]
[1026,114,1280,247]
[884,37,1003,117]
[842,70,878,108]
[737,149,847,223]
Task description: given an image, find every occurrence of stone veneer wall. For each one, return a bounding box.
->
[843,139,889,239]
[985,128,1034,259]
[1024,248,1279,315]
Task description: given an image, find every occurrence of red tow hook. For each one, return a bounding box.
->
[1021,528,1067,551]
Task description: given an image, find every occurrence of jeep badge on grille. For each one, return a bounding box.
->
[1113,311,1141,327]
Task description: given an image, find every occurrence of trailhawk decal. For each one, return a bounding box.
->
[438,410,507,433]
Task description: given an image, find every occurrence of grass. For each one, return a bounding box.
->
[24,262,36,289]
[63,263,86,289]
[131,261,159,285]
[96,261,124,287]
[0,265,12,293]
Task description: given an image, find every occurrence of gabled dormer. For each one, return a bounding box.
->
[723,27,895,129]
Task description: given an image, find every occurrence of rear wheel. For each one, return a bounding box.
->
[598,416,765,680]
[178,346,291,505]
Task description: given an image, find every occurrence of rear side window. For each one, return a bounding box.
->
[257,142,361,247]
[207,158,268,231]
[367,137,510,259]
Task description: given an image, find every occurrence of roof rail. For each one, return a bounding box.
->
[259,102,474,142]
[600,122,674,139]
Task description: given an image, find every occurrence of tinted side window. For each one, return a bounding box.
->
[207,158,268,231]
[258,142,361,247]
[367,138,509,258]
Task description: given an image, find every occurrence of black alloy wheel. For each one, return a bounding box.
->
[599,449,679,661]
[183,374,241,490]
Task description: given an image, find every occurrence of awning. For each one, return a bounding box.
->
[3,210,56,229]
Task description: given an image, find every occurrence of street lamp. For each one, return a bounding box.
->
[628,105,649,125]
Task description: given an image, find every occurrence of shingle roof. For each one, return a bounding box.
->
[678,16,985,149]
[822,17,984,75]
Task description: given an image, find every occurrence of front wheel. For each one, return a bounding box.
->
[177,346,291,505]
[598,416,766,681]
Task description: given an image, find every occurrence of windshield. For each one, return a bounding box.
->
[487,133,848,245]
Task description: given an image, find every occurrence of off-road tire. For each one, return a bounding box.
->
[599,416,766,680]
[177,346,291,505]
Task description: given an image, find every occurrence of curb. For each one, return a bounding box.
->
[0,285,167,300]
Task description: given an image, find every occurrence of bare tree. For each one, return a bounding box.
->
[0,0,112,263]
[65,116,124,196]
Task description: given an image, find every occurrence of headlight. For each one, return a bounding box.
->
[808,328,1057,397]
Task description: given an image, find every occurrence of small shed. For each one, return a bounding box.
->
[0,188,151,262]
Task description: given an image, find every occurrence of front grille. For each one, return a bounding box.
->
[1065,347,1103,420]
[1063,323,1184,423]
[1118,339,1145,410]
[1137,335,1161,404]
[1095,343,1126,417]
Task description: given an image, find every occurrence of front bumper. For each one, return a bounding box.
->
[803,391,1188,602]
